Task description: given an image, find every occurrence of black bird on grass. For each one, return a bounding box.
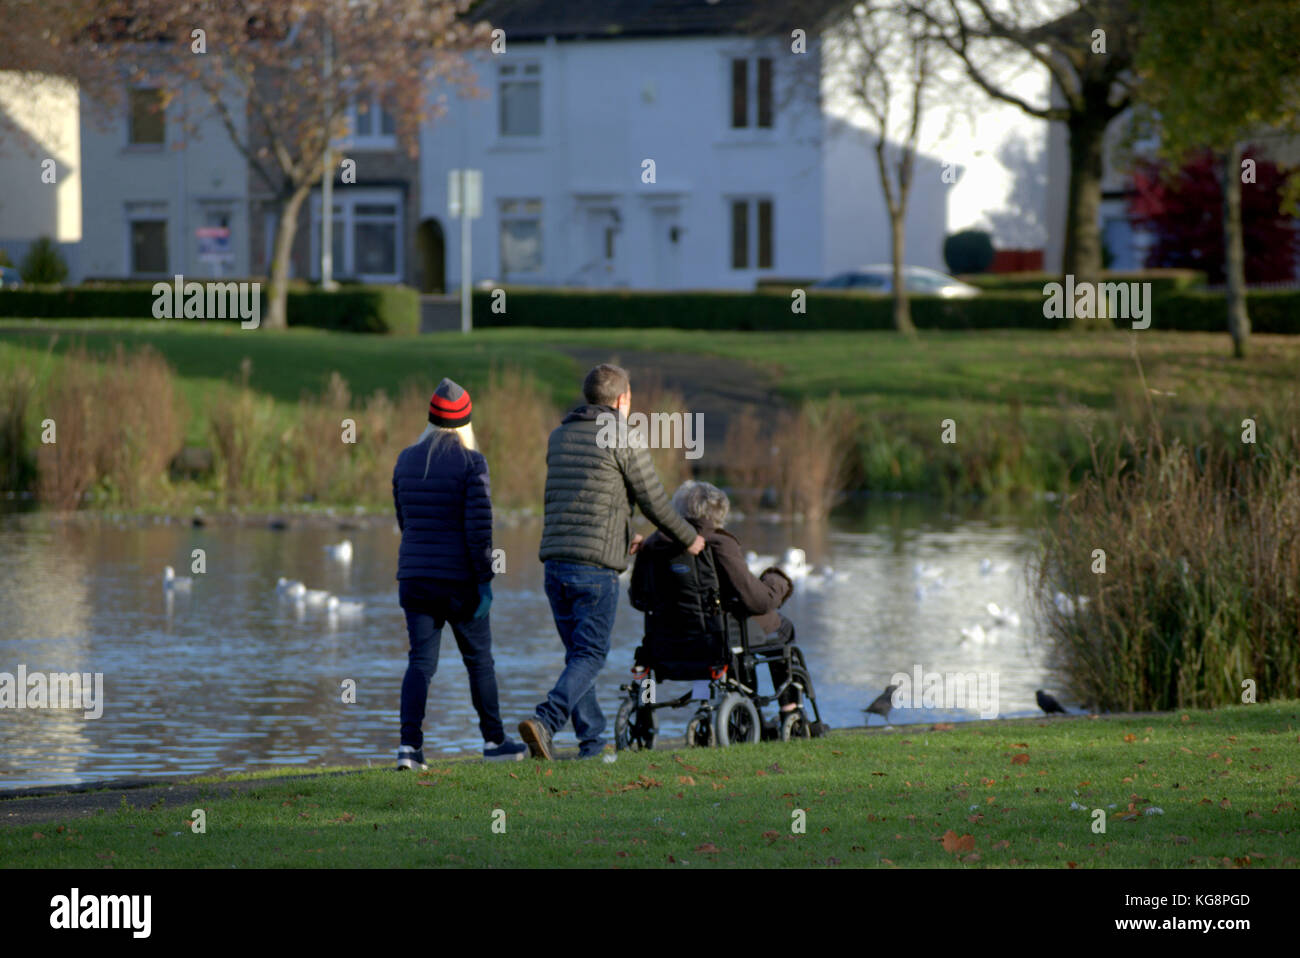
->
[1036,689,1067,715]
[864,684,900,723]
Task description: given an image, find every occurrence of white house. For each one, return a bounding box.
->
[0,72,82,273]
[419,0,960,292]
[2,0,1066,292]
[77,76,252,282]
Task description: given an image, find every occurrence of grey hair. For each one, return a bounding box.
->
[671,480,729,527]
[418,422,477,479]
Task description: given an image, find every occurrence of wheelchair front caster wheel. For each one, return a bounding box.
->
[615,697,657,752]
[779,708,813,741]
[684,710,714,747]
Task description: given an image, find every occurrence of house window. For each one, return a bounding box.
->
[499,63,541,137]
[731,60,748,128]
[129,87,165,145]
[730,198,773,270]
[353,202,398,276]
[729,57,773,129]
[309,191,402,282]
[126,202,168,275]
[347,94,397,149]
[500,199,542,274]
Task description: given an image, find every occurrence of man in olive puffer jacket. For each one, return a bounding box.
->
[519,364,704,759]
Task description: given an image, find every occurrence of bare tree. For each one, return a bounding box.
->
[911,0,1139,287]
[824,1,948,334]
[118,0,489,328]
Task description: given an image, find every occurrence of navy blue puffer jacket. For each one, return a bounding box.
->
[392,434,493,584]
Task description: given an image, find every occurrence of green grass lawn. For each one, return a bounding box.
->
[4,321,1298,439]
[4,320,1299,501]
[3,702,1296,868]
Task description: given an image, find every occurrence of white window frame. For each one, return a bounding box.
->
[125,201,170,277]
[497,61,542,139]
[499,198,544,277]
[309,188,404,283]
[345,93,397,151]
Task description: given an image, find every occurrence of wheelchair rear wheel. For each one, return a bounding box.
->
[714,692,761,746]
[615,697,657,752]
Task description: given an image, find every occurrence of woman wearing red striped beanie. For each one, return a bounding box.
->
[391,377,527,767]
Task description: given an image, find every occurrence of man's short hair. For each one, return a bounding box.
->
[583,363,630,406]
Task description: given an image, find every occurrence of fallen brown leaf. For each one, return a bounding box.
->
[940,830,976,853]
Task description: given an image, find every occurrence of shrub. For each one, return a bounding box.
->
[209,358,282,505]
[469,288,1059,330]
[32,344,185,509]
[0,283,420,334]
[19,237,68,285]
[1150,290,1300,333]
[0,358,37,494]
[943,229,995,275]
[94,344,186,506]
[1037,428,1300,711]
[961,269,1206,295]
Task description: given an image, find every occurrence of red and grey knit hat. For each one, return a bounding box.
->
[428,377,472,428]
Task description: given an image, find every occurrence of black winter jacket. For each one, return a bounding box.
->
[393,435,493,584]
[538,404,697,571]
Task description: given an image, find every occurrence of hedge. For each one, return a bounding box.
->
[471,288,1061,330]
[0,282,419,334]
[468,285,1300,332]
[1152,290,1300,333]
[960,269,1206,296]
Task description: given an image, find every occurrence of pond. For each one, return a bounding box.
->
[0,500,1055,789]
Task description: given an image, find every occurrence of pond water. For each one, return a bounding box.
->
[0,501,1056,789]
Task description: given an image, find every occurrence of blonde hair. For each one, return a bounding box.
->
[418,422,477,478]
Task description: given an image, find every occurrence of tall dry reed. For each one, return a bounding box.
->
[0,359,37,494]
[34,344,185,509]
[631,373,693,498]
[1037,428,1300,711]
[720,405,770,516]
[773,396,859,520]
[209,357,281,505]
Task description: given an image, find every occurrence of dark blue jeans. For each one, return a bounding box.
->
[399,578,504,750]
[537,560,621,757]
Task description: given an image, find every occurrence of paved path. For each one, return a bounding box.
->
[557,347,786,470]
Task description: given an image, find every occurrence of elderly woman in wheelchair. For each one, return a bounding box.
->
[616,480,827,749]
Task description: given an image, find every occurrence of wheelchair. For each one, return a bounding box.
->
[615,543,829,751]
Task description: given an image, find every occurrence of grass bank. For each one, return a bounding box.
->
[2,321,1299,508]
[2,702,1297,868]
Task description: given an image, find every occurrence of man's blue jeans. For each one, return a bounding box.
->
[536,560,621,757]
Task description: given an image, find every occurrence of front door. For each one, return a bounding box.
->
[652,205,682,289]
[583,205,620,287]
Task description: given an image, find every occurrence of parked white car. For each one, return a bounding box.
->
[813,265,979,298]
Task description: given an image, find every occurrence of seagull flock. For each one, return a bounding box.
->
[163,538,366,619]
[277,539,364,617]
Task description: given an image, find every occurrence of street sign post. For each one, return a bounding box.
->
[449,169,482,333]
